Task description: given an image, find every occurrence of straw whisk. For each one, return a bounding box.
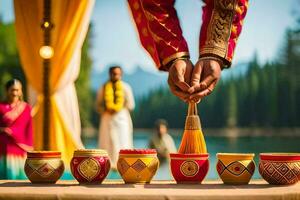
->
[178,102,207,154]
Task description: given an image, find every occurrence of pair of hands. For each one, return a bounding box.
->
[168,58,222,103]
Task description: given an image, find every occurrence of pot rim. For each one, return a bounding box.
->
[119,149,157,154]
[217,153,255,159]
[73,149,108,156]
[260,153,300,161]
[27,151,61,158]
[170,153,209,159]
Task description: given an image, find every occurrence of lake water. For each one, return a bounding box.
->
[71,129,300,180]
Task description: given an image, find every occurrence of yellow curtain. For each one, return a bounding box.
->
[14,0,95,163]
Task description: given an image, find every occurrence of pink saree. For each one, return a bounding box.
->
[0,101,33,179]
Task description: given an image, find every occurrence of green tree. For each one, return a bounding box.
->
[75,24,94,128]
[224,80,238,127]
[0,21,26,99]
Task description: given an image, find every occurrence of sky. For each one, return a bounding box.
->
[0,0,298,74]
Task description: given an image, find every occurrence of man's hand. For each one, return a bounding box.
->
[168,59,193,102]
[106,109,116,115]
[188,59,222,102]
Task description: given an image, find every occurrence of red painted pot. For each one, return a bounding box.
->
[170,153,209,184]
[259,153,300,185]
[24,151,64,184]
[70,149,110,184]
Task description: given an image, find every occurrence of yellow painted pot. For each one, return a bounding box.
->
[117,149,159,183]
[216,153,255,185]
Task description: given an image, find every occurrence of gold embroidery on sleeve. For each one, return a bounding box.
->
[201,0,237,58]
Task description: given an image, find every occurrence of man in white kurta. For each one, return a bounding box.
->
[96,66,135,168]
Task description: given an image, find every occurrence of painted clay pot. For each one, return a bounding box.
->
[70,149,110,184]
[259,153,300,185]
[216,153,255,185]
[24,151,64,184]
[170,153,209,184]
[117,149,159,183]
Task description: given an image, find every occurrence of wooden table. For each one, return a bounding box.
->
[0,180,300,200]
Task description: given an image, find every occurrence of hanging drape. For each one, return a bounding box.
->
[14,0,95,163]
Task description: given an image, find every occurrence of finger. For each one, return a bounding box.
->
[189,74,216,93]
[189,87,212,100]
[189,80,217,99]
[171,70,190,92]
[176,81,190,93]
[184,60,193,85]
[188,98,201,104]
[172,89,190,102]
[199,75,216,90]
[190,61,203,88]
[168,78,190,102]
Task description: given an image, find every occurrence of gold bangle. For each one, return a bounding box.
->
[198,56,227,69]
[169,57,189,68]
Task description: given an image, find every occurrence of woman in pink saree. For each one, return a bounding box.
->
[0,79,33,179]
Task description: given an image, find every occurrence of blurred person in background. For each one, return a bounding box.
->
[96,66,135,169]
[0,79,33,179]
[149,119,176,163]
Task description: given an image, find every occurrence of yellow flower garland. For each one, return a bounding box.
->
[104,80,124,112]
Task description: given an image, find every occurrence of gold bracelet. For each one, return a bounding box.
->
[198,56,227,69]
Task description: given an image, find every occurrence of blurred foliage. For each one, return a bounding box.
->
[75,24,94,128]
[0,21,26,99]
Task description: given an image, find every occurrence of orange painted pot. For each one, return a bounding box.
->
[117,149,159,183]
[170,153,209,184]
[24,151,64,184]
[70,149,110,184]
[216,153,255,185]
[259,153,300,185]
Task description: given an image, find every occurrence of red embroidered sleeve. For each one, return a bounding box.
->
[199,0,249,67]
[128,0,189,70]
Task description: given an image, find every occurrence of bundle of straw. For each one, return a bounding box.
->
[178,102,207,154]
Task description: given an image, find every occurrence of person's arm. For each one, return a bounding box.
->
[95,86,105,114]
[189,0,249,101]
[128,0,192,101]
[1,121,33,152]
[124,83,135,111]
[199,0,249,66]
[128,0,189,70]
[15,112,33,152]
[25,108,33,148]
[149,138,155,149]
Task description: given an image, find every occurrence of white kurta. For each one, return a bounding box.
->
[96,81,135,167]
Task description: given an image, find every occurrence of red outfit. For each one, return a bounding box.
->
[128,0,249,69]
[0,101,33,179]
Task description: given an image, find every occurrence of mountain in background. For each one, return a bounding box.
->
[90,62,249,98]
